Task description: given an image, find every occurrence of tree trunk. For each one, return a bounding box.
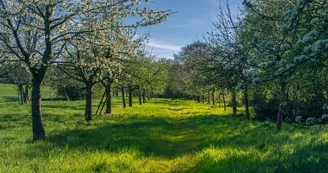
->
[222,92,226,111]
[232,88,237,115]
[17,84,28,104]
[277,79,286,130]
[18,84,24,104]
[212,89,215,106]
[149,91,153,99]
[24,83,29,103]
[128,85,133,107]
[244,85,250,120]
[142,88,146,103]
[218,94,221,107]
[122,86,126,108]
[105,82,112,114]
[138,87,142,105]
[63,87,70,101]
[31,80,46,141]
[207,90,210,104]
[85,83,93,121]
[147,91,150,101]
[196,96,201,103]
[202,95,205,104]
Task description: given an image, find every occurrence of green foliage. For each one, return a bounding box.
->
[122,51,171,96]
[0,84,327,172]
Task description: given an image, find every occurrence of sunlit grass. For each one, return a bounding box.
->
[0,85,328,172]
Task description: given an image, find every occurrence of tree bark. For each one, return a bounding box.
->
[207,90,210,104]
[138,87,142,105]
[105,82,112,114]
[85,83,93,121]
[128,85,133,107]
[222,92,226,111]
[18,84,24,104]
[17,84,29,104]
[232,89,237,115]
[218,93,221,107]
[122,86,126,108]
[202,95,205,104]
[24,83,29,103]
[277,79,286,130]
[142,88,146,103]
[31,80,46,141]
[244,85,250,120]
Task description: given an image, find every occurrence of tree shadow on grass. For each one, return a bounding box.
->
[23,113,328,172]
[186,141,328,173]
[25,114,265,159]
[43,103,84,111]
[45,116,206,158]
[0,96,18,102]
[146,99,173,105]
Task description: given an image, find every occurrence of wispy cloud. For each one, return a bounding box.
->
[147,39,182,52]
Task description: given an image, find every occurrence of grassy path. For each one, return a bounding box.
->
[0,97,328,172]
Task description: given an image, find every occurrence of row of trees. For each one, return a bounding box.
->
[0,0,171,141]
[167,0,328,129]
[1,0,327,140]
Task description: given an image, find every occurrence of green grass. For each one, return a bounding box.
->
[0,84,18,102]
[0,85,328,172]
[0,83,56,102]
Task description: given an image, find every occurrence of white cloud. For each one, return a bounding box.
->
[147,39,182,52]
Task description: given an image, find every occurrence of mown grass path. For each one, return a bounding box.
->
[0,96,328,172]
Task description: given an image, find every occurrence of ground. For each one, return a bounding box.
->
[0,84,328,173]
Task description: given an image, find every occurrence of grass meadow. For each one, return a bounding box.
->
[0,84,328,172]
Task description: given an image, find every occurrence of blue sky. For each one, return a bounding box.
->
[138,0,243,59]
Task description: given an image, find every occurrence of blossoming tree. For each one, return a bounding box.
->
[0,0,170,140]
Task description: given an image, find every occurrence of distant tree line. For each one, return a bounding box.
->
[164,0,328,128]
